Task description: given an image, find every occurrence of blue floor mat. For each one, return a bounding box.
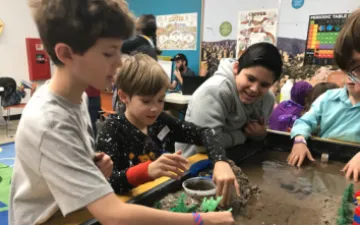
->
[0,142,15,167]
[0,210,8,225]
[0,142,14,225]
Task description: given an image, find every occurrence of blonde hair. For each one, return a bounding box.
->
[116,54,170,97]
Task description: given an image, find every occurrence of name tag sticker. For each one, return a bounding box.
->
[158,126,170,141]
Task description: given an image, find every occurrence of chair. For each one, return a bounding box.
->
[4,82,38,137]
[99,91,116,118]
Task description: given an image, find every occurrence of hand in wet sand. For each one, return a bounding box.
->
[342,152,360,182]
[287,141,315,167]
[213,161,240,207]
[148,150,188,180]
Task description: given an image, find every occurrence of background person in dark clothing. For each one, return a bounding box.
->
[121,14,161,60]
[96,54,226,194]
[170,53,197,92]
[114,14,162,113]
[0,77,28,107]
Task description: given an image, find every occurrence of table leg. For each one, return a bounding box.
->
[0,96,6,126]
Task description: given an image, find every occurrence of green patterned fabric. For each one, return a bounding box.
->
[0,163,12,212]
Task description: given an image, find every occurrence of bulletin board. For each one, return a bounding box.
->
[304,13,350,66]
[236,9,278,58]
[127,0,203,75]
[156,13,198,51]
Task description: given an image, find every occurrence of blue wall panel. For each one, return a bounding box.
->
[128,0,202,74]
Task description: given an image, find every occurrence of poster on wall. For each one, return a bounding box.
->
[236,9,278,58]
[201,39,236,77]
[304,13,349,66]
[156,13,197,50]
[201,21,237,77]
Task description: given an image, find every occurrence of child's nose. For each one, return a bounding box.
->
[249,83,259,93]
[150,105,158,112]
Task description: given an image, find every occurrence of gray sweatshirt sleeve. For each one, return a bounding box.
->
[184,83,246,158]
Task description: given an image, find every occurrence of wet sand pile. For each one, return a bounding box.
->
[158,151,356,225]
[158,160,260,215]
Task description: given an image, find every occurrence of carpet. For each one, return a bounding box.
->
[0,142,15,225]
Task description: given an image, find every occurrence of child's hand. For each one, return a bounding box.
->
[94,152,114,179]
[148,150,188,180]
[213,161,240,207]
[244,118,267,137]
[287,142,315,167]
[342,152,360,182]
[201,211,235,225]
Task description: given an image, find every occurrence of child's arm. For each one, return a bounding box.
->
[288,93,327,166]
[38,108,235,225]
[290,93,327,140]
[159,112,227,163]
[160,112,239,207]
[87,193,235,225]
[96,119,153,193]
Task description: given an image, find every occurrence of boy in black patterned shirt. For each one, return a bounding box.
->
[96,54,233,195]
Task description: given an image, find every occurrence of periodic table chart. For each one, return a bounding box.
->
[304,13,349,66]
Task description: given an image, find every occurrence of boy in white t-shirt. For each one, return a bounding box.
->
[9,1,234,225]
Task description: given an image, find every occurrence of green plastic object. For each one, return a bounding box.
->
[154,201,162,209]
[170,193,197,213]
[158,193,232,213]
[344,183,354,202]
[336,183,354,225]
[201,196,223,212]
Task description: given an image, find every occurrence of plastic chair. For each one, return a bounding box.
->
[99,91,116,118]
[4,82,38,137]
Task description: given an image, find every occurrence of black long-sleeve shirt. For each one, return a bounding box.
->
[96,112,227,194]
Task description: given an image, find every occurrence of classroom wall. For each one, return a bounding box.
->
[203,0,280,42]
[127,0,202,74]
[1,0,358,116]
[0,0,44,115]
[201,0,359,76]
[278,0,359,39]
[203,0,359,42]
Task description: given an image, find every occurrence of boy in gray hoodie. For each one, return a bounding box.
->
[176,42,283,206]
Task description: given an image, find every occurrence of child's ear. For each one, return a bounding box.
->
[54,43,73,64]
[233,61,240,75]
[118,89,129,104]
